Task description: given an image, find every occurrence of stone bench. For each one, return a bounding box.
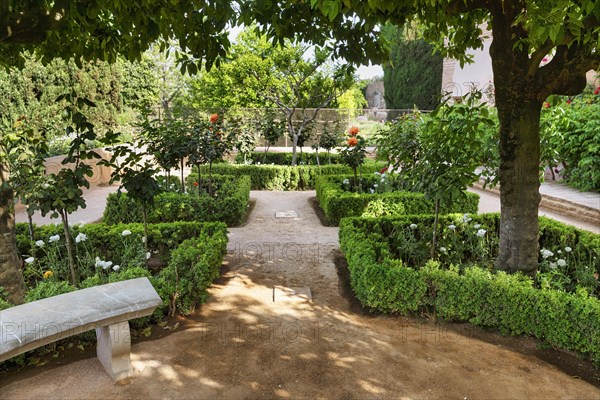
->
[0,277,161,381]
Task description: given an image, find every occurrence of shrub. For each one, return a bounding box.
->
[195,161,386,191]
[235,151,343,165]
[25,280,77,303]
[103,175,251,226]
[316,175,479,225]
[339,215,600,364]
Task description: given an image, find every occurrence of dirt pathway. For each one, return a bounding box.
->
[2,191,599,399]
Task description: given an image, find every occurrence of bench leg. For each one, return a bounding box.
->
[96,321,132,381]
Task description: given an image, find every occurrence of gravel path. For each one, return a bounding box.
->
[2,191,599,399]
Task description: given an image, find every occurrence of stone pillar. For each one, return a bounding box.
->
[95,321,132,381]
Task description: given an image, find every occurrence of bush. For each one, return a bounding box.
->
[196,161,387,190]
[316,174,479,225]
[25,280,77,303]
[339,215,600,364]
[157,233,227,315]
[103,175,251,226]
[235,151,343,165]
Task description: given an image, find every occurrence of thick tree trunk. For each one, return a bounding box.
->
[60,209,78,285]
[496,101,542,275]
[0,162,26,304]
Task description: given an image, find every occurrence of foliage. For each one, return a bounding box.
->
[258,109,287,157]
[316,174,479,225]
[24,280,77,303]
[382,25,442,110]
[337,84,368,117]
[103,175,251,227]
[157,233,227,316]
[339,215,600,364]
[196,161,386,190]
[319,122,344,163]
[541,89,600,191]
[339,126,368,190]
[235,151,343,166]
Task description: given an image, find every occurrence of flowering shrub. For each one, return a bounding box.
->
[339,126,367,191]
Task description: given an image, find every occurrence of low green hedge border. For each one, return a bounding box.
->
[195,161,387,190]
[339,215,600,364]
[235,151,343,165]
[316,175,480,225]
[103,175,251,226]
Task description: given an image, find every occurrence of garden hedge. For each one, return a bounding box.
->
[235,151,343,165]
[316,174,480,225]
[195,161,387,190]
[103,175,251,226]
[15,221,228,317]
[339,215,600,364]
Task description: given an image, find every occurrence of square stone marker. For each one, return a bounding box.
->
[273,286,312,302]
[275,211,298,218]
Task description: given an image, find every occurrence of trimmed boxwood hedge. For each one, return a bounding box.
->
[195,161,387,190]
[316,174,480,225]
[235,151,343,165]
[102,175,251,226]
[339,214,600,364]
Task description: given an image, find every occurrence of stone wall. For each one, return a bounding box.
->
[44,148,114,185]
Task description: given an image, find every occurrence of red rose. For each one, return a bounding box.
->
[193,182,199,187]
[348,126,359,136]
[566,99,572,105]
[594,87,600,95]
[380,167,388,174]
[210,113,219,123]
[543,102,550,108]
[347,137,358,146]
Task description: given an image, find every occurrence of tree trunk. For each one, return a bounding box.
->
[496,101,542,276]
[180,159,185,193]
[0,163,25,304]
[431,199,440,259]
[60,209,78,285]
[291,134,299,166]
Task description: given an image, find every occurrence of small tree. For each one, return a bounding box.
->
[259,108,286,162]
[319,122,344,164]
[37,96,103,285]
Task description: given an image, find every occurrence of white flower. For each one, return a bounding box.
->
[557,259,567,267]
[549,262,557,269]
[369,188,375,194]
[121,230,132,237]
[142,236,147,244]
[49,235,60,243]
[448,224,456,230]
[342,179,350,185]
[35,240,45,248]
[146,252,151,260]
[540,249,554,259]
[439,247,447,254]
[113,265,120,271]
[75,233,88,243]
[42,183,50,189]
[410,224,418,230]
[557,250,562,254]
[381,179,385,183]
[373,184,378,188]
[476,229,487,237]
[565,247,572,253]
[462,213,471,223]
[374,172,381,176]
[473,224,481,229]
[95,256,101,268]
[24,257,35,264]
[105,261,113,268]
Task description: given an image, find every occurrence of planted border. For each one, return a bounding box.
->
[196,162,387,190]
[103,175,251,226]
[339,215,600,364]
[316,174,480,225]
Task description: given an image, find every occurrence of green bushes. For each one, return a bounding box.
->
[103,175,251,226]
[316,175,479,225]
[16,221,228,317]
[235,151,343,165]
[196,161,386,190]
[339,215,600,364]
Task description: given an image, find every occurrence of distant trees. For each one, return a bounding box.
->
[383,25,442,110]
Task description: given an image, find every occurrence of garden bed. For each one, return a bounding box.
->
[104,174,251,226]
[339,213,600,364]
[316,174,480,225]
